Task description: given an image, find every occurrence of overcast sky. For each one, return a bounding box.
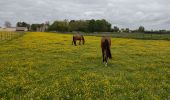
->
[0,0,170,30]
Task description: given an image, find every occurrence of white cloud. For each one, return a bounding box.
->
[0,0,170,30]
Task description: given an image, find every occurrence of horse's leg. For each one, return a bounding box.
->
[72,41,74,45]
[105,62,108,66]
[72,37,74,45]
[105,56,108,66]
[74,40,77,46]
[75,40,77,46]
[102,48,105,63]
[104,51,108,66]
[79,40,81,45]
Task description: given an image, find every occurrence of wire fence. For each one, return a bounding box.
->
[0,32,25,43]
[83,32,170,41]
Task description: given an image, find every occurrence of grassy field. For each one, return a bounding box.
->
[0,32,170,99]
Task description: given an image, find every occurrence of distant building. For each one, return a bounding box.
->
[36,23,49,32]
[0,27,28,32]
[0,27,16,31]
[16,27,28,31]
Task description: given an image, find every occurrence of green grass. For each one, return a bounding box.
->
[0,32,170,99]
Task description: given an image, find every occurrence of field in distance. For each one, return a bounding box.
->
[0,32,170,99]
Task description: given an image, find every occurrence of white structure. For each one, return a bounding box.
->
[0,27,28,32]
[36,23,49,32]
[0,27,16,31]
[16,27,28,31]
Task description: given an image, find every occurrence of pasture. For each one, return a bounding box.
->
[0,32,170,99]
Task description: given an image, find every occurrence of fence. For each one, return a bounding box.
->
[0,32,25,42]
[83,32,170,40]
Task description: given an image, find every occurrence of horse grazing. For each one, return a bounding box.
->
[72,34,85,46]
[101,37,112,66]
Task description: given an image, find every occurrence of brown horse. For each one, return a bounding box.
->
[101,36,112,66]
[72,34,85,46]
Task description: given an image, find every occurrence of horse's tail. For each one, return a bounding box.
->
[104,39,112,59]
[82,36,85,45]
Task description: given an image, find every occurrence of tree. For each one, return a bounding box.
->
[88,19,96,32]
[125,28,130,33]
[112,26,119,32]
[159,30,166,34]
[16,22,30,30]
[69,20,76,32]
[31,24,41,31]
[48,20,69,32]
[69,20,89,32]
[92,19,111,32]
[4,21,11,28]
[120,28,125,32]
[48,19,112,32]
[138,26,145,32]
[76,20,89,32]
[16,22,27,27]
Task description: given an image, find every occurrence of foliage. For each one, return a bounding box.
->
[48,19,112,32]
[30,24,41,31]
[112,26,119,32]
[16,22,30,30]
[4,21,11,28]
[69,20,89,32]
[88,19,96,32]
[138,26,145,33]
[48,20,69,32]
[125,28,130,33]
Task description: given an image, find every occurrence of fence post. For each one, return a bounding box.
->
[0,33,1,41]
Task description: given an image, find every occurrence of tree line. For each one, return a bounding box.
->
[48,19,112,32]
[2,20,170,34]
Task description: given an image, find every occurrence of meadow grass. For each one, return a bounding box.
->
[0,32,170,99]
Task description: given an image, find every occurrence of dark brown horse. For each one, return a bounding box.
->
[101,36,112,66]
[72,34,85,46]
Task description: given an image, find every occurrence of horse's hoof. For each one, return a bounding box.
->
[105,62,108,67]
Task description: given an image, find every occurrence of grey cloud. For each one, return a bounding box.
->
[0,0,170,30]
